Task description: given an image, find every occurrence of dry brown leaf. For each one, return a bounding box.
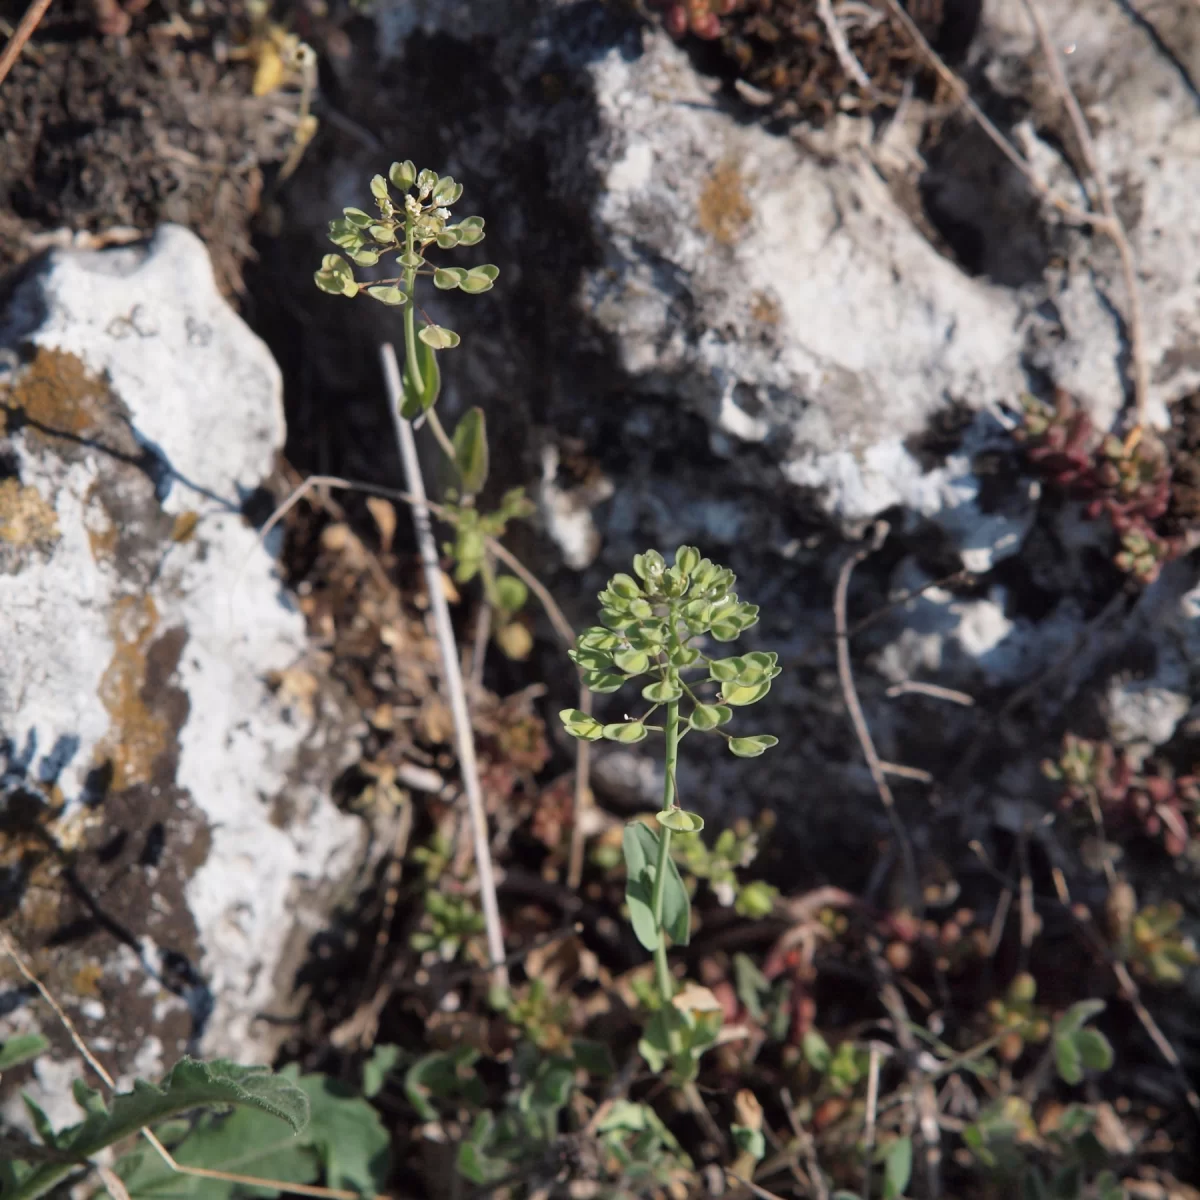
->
[366,496,397,554]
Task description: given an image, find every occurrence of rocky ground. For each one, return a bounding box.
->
[3,0,1200,1195]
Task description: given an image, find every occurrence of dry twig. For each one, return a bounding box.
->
[0,0,53,88]
[380,342,508,991]
[833,522,919,911]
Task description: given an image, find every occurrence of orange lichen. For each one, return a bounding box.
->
[697,158,753,246]
[0,346,112,439]
[71,960,105,998]
[95,595,170,791]
[0,478,60,568]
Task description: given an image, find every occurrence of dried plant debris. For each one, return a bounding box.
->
[647,0,948,123]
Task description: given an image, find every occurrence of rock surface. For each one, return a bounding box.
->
[0,226,363,1120]
[268,0,1200,859]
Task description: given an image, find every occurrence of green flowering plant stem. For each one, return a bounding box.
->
[314,164,536,664]
[560,547,778,1027]
[652,691,681,999]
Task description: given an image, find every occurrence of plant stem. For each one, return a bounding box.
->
[424,405,459,469]
[402,218,423,395]
[650,624,682,1002]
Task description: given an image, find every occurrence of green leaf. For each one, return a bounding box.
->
[642,679,682,703]
[435,228,462,249]
[404,1048,483,1122]
[560,708,604,741]
[14,1060,309,1200]
[115,1106,319,1199]
[453,216,485,245]
[1073,1028,1114,1072]
[398,250,425,269]
[400,336,441,419]
[432,175,461,205]
[459,266,499,294]
[389,160,417,190]
[370,174,390,200]
[1054,1032,1083,1086]
[1055,999,1105,1036]
[622,822,661,952]
[583,670,626,693]
[729,735,778,758]
[347,247,381,267]
[452,407,489,495]
[456,1113,507,1185]
[721,679,771,707]
[657,808,704,833]
[433,266,468,289]
[731,1124,765,1162]
[675,545,701,576]
[614,648,651,675]
[343,207,373,227]
[569,647,612,671]
[603,722,648,744]
[690,704,722,731]
[366,285,407,306]
[0,1034,48,1071]
[882,1136,912,1200]
[362,1044,402,1100]
[299,1073,391,1194]
[419,324,461,350]
[709,657,745,682]
[368,224,396,243]
[493,574,528,614]
[802,1029,832,1072]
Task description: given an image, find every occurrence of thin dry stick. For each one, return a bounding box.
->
[1017,0,1149,427]
[0,931,393,1200]
[0,0,53,88]
[380,342,508,992]
[817,0,874,94]
[244,470,596,889]
[861,1042,882,1200]
[880,761,934,784]
[781,1087,830,1200]
[244,470,594,887]
[880,0,1149,428]
[875,975,943,1199]
[885,680,974,706]
[833,522,919,911]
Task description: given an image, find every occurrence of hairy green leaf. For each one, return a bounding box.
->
[14,1060,309,1200]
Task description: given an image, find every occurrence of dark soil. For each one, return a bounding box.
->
[0,0,301,294]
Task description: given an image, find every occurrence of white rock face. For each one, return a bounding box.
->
[576,29,1038,565]
[0,226,362,1102]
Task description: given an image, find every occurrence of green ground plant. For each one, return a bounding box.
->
[315,163,535,657]
[560,546,777,1080]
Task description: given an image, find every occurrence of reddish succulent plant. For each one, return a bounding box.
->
[1016,391,1181,584]
[649,0,743,40]
[1044,733,1200,856]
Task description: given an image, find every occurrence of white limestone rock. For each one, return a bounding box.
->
[0,227,363,1112]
